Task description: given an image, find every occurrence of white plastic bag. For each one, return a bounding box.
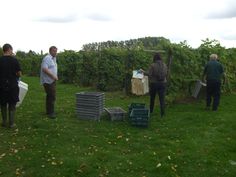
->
[16,81,28,107]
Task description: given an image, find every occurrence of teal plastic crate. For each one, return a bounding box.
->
[128,103,146,116]
[129,108,149,127]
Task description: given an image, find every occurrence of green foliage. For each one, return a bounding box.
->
[10,37,236,101]
[57,50,83,84]
[16,50,42,77]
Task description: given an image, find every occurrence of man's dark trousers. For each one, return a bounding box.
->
[43,82,56,115]
[206,80,221,111]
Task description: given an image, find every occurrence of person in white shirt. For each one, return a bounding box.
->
[40,46,58,118]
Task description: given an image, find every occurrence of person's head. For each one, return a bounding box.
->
[153,53,162,62]
[2,43,13,56]
[49,46,57,57]
[209,54,218,61]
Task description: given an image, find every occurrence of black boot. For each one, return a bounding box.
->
[9,104,16,128]
[1,105,7,127]
[160,107,165,118]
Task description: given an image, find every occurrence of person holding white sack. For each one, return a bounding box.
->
[0,44,22,128]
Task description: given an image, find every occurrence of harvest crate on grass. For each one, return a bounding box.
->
[129,108,149,127]
[76,92,105,121]
[105,107,126,121]
[128,103,146,115]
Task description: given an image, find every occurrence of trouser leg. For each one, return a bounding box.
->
[212,82,221,111]
[1,104,7,127]
[206,81,213,107]
[8,103,16,128]
[149,83,156,113]
[157,83,166,117]
[43,82,56,115]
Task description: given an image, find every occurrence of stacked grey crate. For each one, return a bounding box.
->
[76,92,104,120]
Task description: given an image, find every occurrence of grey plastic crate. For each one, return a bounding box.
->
[105,107,126,121]
[75,92,105,121]
[192,80,206,98]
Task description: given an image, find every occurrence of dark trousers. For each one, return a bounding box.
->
[206,80,221,111]
[149,82,166,116]
[1,103,16,127]
[43,82,56,115]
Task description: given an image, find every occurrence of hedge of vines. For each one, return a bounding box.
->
[1,37,236,101]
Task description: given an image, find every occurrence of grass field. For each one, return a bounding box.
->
[0,76,236,177]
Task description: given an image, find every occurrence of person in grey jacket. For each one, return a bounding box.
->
[140,53,167,117]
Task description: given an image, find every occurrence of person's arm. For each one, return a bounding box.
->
[202,65,207,83]
[221,65,226,85]
[222,72,226,85]
[140,65,153,76]
[15,58,22,78]
[42,67,58,81]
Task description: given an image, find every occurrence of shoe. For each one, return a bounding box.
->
[48,113,56,119]
[9,124,16,128]
[1,123,7,127]
[205,106,210,111]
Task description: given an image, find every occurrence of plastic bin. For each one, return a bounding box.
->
[129,108,149,127]
[192,80,206,98]
[16,81,28,107]
[105,107,126,121]
[128,103,146,116]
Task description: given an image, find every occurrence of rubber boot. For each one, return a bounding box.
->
[9,105,16,128]
[160,107,165,118]
[1,106,7,127]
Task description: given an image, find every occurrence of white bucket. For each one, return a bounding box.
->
[16,81,28,107]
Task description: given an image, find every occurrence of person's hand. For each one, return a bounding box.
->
[139,69,144,73]
[222,78,226,85]
[53,75,58,81]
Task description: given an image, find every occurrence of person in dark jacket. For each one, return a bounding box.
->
[202,54,225,111]
[140,53,168,117]
[0,43,22,128]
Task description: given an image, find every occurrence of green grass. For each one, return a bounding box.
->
[0,76,236,177]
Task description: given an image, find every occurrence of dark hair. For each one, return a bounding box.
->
[49,46,57,52]
[153,53,162,62]
[3,43,13,53]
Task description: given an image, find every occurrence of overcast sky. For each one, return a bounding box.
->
[0,0,235,53]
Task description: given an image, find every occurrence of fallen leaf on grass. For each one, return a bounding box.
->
[15,168,21,175]
[156,163,161,168]
[229,160,236,165]
[117,135,122,139]
[171,166,177,172]
[51,161,57,165]
[0,153,6,159]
